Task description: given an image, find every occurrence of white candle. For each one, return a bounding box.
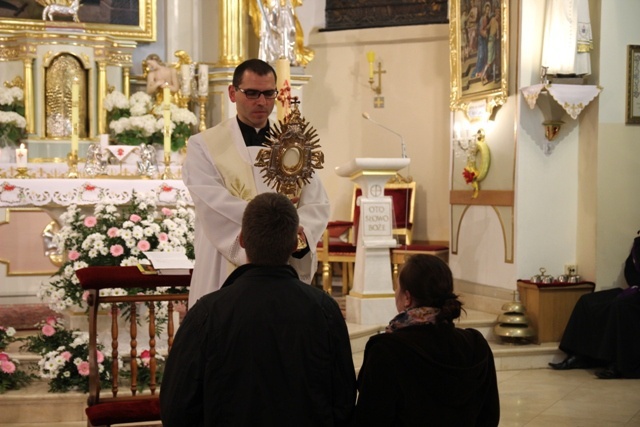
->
[275,58,291,122]
[366,51,375,79]
[198,64,209,97]
[99,133,109,149]
[71,79,79,154]
[16,142,27,166]
[163,85,171,154]
[180,64,191,96]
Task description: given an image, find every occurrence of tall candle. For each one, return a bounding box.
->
[71,79,79,154]
[180,64,191,96]
[16,142,27,166]
[163,85,171,154]
[275,58,291,122]
[198,64,209,97]
[366,51,375,79]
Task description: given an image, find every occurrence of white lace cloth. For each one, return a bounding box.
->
[0,177,191,207]
[521,83,601,119]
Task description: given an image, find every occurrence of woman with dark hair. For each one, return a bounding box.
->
[354,254,500,426]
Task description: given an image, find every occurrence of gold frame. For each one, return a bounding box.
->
[0,0,156,42]
[449,0,509,120]
[626,45,640,124]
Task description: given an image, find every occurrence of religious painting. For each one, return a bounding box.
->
[324,0,448,31]
[0,0,155,41]
[449,0,508,120]
[625,45,640,124]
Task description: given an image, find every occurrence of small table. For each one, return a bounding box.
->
[517,280,595,344]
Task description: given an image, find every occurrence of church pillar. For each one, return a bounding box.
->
[97,60,107,135]
[23,57,35,135]
[217,0,246,67]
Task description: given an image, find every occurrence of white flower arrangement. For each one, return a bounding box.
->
[0,85,26,148]
[104,90,197,151]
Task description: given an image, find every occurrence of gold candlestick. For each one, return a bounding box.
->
[67,151,79,179]
[198,96,207,133]
[161,152,173,180]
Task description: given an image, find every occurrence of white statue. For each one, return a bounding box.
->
[41,0,82,23]
[251,0,298,65]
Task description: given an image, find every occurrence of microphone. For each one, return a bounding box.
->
[362,112,407,158]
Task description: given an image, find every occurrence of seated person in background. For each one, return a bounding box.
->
[160,192,356,426]
[353,254,500,426]
[549,236,640,379]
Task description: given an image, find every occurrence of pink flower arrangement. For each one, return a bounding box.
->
[21,317,111,393]
[0,334,34,393]
[39,192,194,312]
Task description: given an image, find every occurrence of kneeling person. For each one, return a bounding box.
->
[160,192,356,426]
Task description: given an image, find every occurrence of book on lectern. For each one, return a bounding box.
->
[138,251,193,275]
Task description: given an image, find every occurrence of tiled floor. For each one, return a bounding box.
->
[497,368,640,426]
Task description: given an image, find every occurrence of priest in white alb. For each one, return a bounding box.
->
[182,58,329,307]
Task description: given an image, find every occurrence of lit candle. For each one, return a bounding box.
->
[163,85,171,154]
[71,78,79,154]
[366,51,375,80]
[275,58,291,122]
[198,64,209,97]
[180,64,191,96]
[16,143,27,166]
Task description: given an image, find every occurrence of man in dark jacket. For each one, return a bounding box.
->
[160,192,356,426]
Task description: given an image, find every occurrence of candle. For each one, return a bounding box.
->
[16,142,27,166]
[275,58,291,122]
[366,51,375,79]
[71,79,79,154]
[198,64,209,97]
[163,85,171,154]
[180,64,191,96]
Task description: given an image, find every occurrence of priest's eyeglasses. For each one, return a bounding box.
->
[235,87,279,99]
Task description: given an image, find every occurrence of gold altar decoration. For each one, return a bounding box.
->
[255,98,323,200]
[44,53,87,138]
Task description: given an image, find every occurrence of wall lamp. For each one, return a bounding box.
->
[366,51,385,95]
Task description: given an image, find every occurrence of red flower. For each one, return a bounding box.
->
[161,184,173,192]
[3,184,15,191]
[83,184,96,191]
[462,167,477,184]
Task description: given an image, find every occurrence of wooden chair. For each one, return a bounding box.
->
[76,266,191,427]
[391,242,450,289]
[318,177,417,295]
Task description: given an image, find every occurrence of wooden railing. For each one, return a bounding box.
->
[76,266,190,427]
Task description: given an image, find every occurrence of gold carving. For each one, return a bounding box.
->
[45,53,86,138]
[255,99,323,200]
[4,76,24,90]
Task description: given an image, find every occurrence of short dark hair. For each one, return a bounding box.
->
[233,59,277,87]
[399,254,463,323]
[241,192,298,265]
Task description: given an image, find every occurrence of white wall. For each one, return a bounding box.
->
[595,0,640,289]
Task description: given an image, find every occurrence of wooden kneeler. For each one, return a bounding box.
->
[76,266,191,427]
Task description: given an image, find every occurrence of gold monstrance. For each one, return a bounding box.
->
[255,98,324,249]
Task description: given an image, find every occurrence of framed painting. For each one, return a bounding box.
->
[626,45,640,124]
[449,0,509,121]
[0,0,156,42]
